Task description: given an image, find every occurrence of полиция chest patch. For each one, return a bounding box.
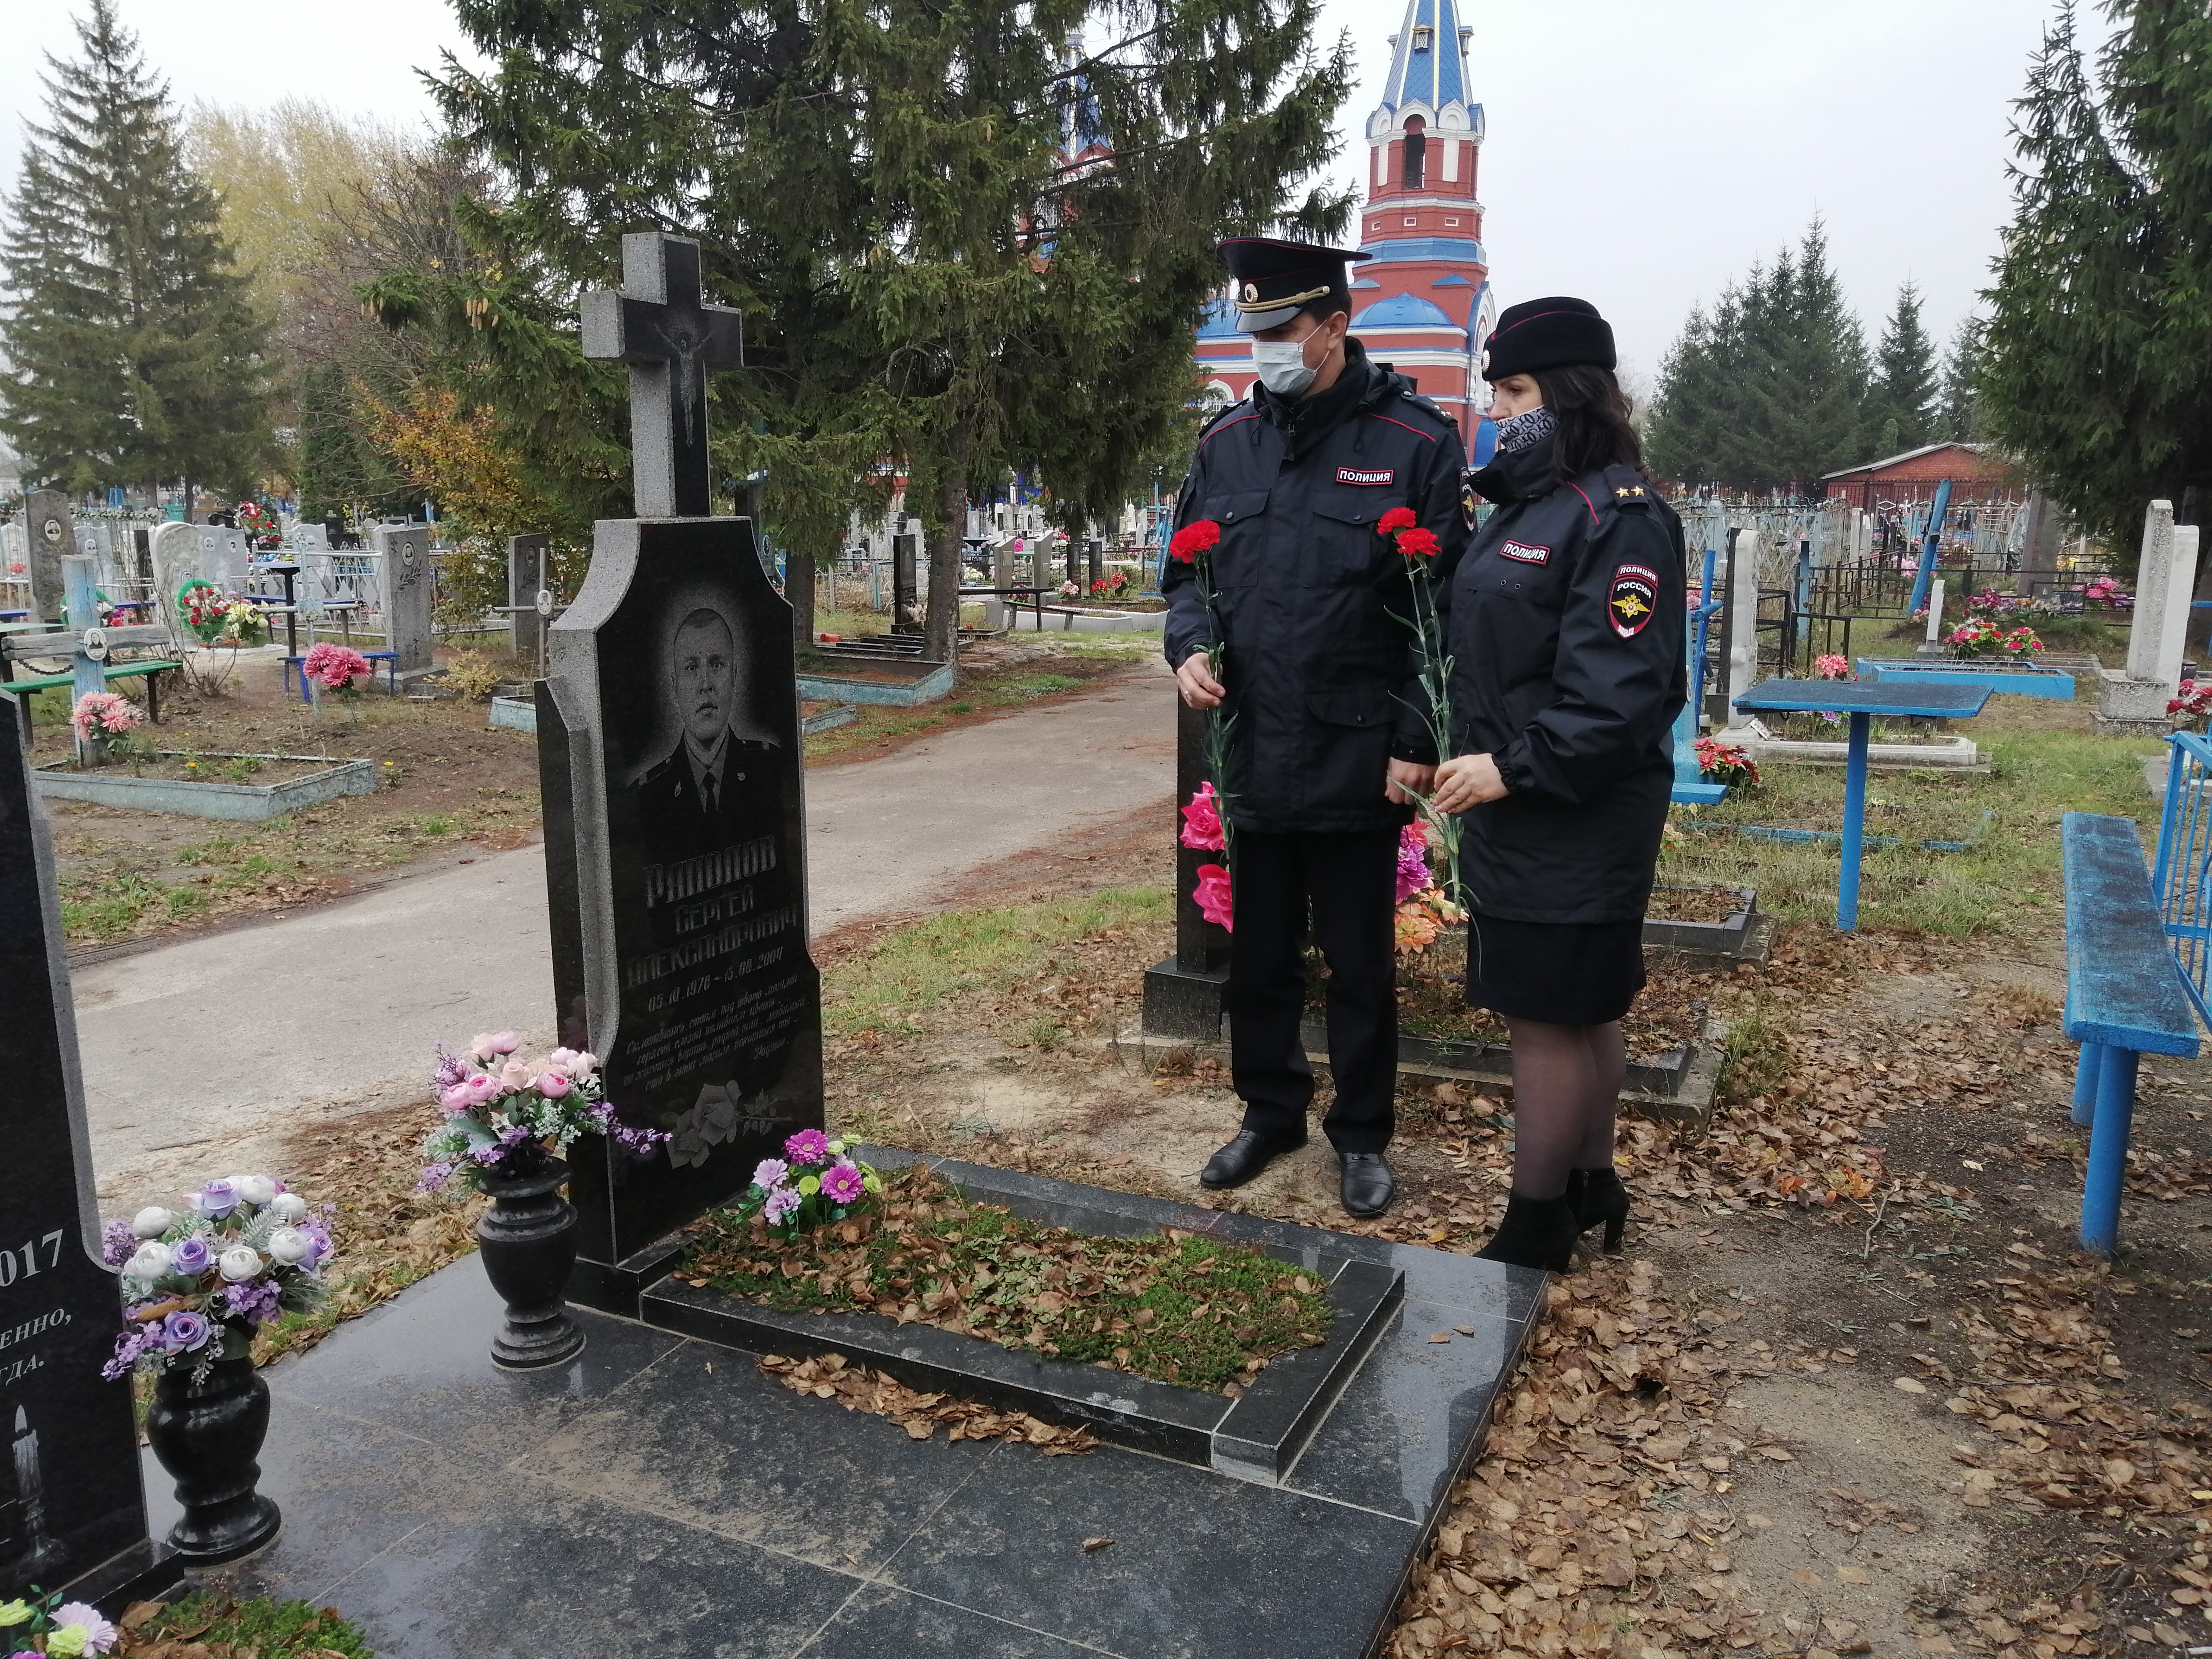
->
[1608,563,1659,637]
[1335,466,1395,486]
[1497,540,1551,565]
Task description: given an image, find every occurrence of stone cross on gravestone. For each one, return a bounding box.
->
[582,234,744,518]
[540,230,823,1316]
[0,728,180,1608]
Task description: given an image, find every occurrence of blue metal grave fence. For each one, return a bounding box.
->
[2152,731,2212,1030]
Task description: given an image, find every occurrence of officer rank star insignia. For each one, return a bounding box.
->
[1608,563,1659,638]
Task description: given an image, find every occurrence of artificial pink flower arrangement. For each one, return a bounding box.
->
[419,1033,668,1191]
[302,641,372,693]
[70,690,143,742]
[731,1130,884,1239]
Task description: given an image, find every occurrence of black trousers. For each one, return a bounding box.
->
[1227,826,1399,1156]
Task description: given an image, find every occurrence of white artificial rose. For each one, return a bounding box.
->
[126,1242,172,1280]
[266,1228,311,1265]
[268,1192,309,1223]
[131,1206,175,1238]
[217,1246,263,1282]
[231,1175,277,1207]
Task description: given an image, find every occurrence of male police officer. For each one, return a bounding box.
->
[1164,238,1470,1218]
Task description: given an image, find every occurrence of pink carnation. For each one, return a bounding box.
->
[1179,782,1227,852]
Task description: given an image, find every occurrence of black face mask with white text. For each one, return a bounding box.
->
[1493,404,1556,455]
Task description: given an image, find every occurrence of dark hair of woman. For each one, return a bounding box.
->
[1532,364,1641,482]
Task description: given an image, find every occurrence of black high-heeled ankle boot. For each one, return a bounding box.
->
[1565,1168,1631,1255]
[1473,1193,1580,1272]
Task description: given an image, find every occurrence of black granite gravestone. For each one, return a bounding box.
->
[0,713,178,1607]
[544,233,824,1314]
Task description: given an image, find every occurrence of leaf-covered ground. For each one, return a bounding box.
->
[114,1593,373,1658]
[677,1164,1329,1394]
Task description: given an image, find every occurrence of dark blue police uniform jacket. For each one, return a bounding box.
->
[1445,441,1688,924]
[1163,340,1471,835]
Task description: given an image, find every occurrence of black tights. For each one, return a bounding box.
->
[1502,1018,1624,1200]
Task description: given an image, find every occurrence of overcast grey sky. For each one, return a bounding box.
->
[3,0,2106,375]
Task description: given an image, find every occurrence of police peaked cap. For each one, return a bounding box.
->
[1217,237,1373,333]
[1479,296,1617,380]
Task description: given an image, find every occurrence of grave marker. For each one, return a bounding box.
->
[0,720,178,1607]
[2098,500,2202,732]
[23,490,70,624]
[374,524,434,683]
[544,232,823,1312]
[147,521,203,646]
[508,534,550,666]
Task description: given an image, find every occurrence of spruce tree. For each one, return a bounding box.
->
[1981,0,2212,556]
[1940,316,1985,443]
[404,0,1351,666]
[0,0,272,499]
[1871,281,1939,455]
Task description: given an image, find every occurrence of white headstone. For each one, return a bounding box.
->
[1726,528,1761,705]
[2152,526,2202,693]
[148,520,205,645]
[289,522,329,553]
[2126,500,2180,684]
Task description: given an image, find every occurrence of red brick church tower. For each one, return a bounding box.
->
[1194,0,1494,428]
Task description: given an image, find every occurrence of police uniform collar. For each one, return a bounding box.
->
[1465,439,1556,505]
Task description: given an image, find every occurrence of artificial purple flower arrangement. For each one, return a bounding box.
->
[101,1174,333,1381]
[418,1031,668,1191]
[734,1130,884,1238]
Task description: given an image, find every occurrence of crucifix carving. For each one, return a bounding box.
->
[582,232,745,518]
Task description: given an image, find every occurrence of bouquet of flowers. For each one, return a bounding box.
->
[100,1174,332,1382]
[1169,518,1238,929]
[1943,616,2005,658]
[0,1590,119,1656]
[419,1033,667,1192]
[2083,575,2131,610]
[178,580,268,648]
[302,641,372,696]
[1999,625,2045,658]
[235,501,284,550]
[1090,570,1133,600]
[731,1129,884,1238]
[2169,680,2212,728]
[1695,735,1759,788]
[70,691,143,745]
[1814,654,1852,681]
[1057,579,1082,599]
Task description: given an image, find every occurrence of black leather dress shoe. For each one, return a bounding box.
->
[1340,1152,1395,1218]
[1199,1128,1306,1189]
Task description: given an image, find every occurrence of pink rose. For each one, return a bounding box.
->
[572,1052,600,1076]
[1179,783,1227,852]
[487,1031,521,1055]
[538,1071,572,1098]
[462,1073,501,1105]
[440,1083,474,1112]
[468,1032,499,1062]
[498,1058,533,1091]
[1193,863,1233,931]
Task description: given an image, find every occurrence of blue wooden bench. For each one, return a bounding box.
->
[2062,812,2201,1253]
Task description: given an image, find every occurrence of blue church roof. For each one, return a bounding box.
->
[1352,293,1456,329]
[1195,296,1242,339]
[1382,0,1471,112]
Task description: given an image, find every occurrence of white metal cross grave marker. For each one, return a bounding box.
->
[10,555,168,763]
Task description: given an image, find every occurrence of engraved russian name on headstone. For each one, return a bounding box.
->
[375,525,433,680]
[546,232,820,1297]
[24,490,71,624]
[0,721,175,1605]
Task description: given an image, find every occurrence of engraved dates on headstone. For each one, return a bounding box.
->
[538,516,823,1278]
[0,733,173,1603]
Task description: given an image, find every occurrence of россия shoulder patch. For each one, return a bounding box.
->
[1608,563,1659,638]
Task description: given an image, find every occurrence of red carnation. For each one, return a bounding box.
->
[1395,527,1442,559]
[1377,506,1418,535]
[1168,519,1221,563]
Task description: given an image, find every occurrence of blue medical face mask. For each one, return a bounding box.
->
[1251,338,1318,397]
[1494,404,1556,454]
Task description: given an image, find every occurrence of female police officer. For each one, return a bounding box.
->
[1428,297,1686,1271]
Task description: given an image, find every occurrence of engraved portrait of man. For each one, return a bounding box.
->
[635,602,781,864]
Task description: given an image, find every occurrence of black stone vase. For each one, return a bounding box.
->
[477,1151,587,1369]
[145,1351,283,1563]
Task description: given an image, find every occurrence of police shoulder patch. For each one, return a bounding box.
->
[1461,479,1479,532]
[1608,563,1659,638]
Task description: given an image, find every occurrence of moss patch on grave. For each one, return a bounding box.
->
[114,1592,373,1657]
[675,1165,1330,1394]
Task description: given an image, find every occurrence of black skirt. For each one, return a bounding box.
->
[1464,913,1646,1026]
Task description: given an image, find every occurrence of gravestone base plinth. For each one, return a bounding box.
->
[1141,954,1227,1039]
[2096,670,2177,735]
[172,1155,1543,1659]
